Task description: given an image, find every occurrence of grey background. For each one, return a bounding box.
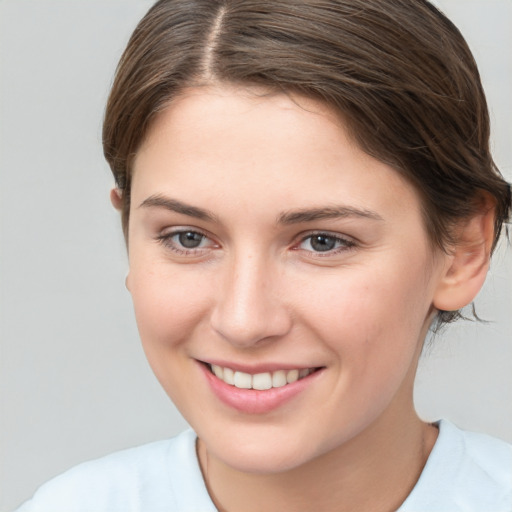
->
[0,1,510,510]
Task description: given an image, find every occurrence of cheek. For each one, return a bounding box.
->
[128,262,213,352]
[298,254,433,369]
[127,262,216,413]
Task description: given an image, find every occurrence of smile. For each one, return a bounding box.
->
[209,364,316,390]
[201,361,325,414]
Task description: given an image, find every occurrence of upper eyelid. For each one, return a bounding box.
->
[159,229,351,240]
[296,230,355,243]
[156,227,356,249]
[157,227,212,243]
[294,231,358,254]
[156,230,216,256]
[159,226,212,239]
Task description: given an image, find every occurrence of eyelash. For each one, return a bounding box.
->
[296,232,357,256]
[156,229,357,257]
[156,229,214,255]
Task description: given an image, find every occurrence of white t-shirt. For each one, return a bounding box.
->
[14,420,512,512]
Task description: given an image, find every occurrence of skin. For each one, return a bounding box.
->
[119,84,493,512]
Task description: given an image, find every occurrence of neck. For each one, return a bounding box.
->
[197,402,438,512]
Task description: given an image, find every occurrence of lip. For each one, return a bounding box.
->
[202,358,318,374]
[198,361,324,414]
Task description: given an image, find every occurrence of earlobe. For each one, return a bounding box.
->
[433,201,495,312]
[110,187,123,211]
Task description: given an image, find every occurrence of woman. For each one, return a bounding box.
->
[14,0,511,510]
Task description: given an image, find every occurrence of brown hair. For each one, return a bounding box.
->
[103,0,511,324]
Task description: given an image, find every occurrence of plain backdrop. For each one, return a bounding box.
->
[0,1,511,510]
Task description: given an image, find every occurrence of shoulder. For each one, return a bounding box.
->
[400,420,512,512]
[14,429,216,512]
[457,423,512,486]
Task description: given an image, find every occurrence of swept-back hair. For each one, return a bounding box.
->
[103,0,511,324]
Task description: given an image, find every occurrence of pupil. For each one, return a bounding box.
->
[311,235,335,252]
[179,232,203,248]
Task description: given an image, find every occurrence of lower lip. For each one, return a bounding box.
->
[199,363,324,414]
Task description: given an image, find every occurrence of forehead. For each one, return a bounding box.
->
[132,85,422,225]
[138,84,347,165]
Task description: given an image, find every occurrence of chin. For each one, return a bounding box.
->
[199,423,330,475]
[218,445,312,475]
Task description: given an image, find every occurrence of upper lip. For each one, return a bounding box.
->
[198,359,323,374]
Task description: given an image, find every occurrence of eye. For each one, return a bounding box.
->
[298,233,355,254]
[175,231,207,249]
[156,229,215,254]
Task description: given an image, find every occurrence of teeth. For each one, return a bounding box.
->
[234,371,252,389]
[212,365,223,379]
[286,369,299,384]
[223,367,235,385]
[210,365,315,389]
[272,370,287,388]
[253,372,272,390]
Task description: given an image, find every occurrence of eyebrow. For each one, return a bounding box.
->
[277,206,383,224]
[139,194,383,225]
[139,195,218,222]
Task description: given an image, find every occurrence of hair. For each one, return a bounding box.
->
[103,0,511,325]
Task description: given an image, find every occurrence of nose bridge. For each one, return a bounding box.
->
[210,248,291,347]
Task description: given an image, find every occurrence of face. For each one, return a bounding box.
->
[127,85,448,474]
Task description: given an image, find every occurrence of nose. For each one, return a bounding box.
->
[210,253,292,348]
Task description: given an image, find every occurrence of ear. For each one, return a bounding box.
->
[433,199,495,312]
[110,187,123,211]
